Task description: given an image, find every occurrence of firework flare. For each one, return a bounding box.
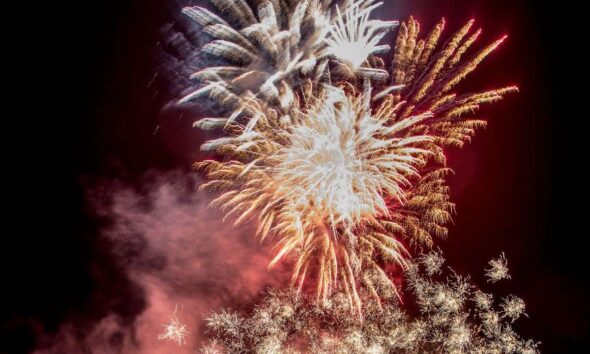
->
[179,0,518,314]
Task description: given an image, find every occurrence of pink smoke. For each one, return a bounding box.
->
[34,171,289,353]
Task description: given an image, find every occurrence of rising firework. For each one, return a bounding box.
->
[180,0,517,313]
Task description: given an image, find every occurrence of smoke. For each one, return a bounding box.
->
[33,171,289,353]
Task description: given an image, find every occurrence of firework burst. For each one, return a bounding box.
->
[325,1,398,68]
[158,306,190,346]
[197,83,436,312]
[180,0,517,313]
[200,252,538,353]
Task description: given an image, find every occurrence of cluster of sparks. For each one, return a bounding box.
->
[200,251,538,353]
[158,306,190,346]
[485,252,512,283]
[181,0,517,315]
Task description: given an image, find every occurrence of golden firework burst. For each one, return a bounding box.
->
[181,0,517,314]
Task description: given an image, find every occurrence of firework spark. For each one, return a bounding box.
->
[158,306,190,346]
[181,0,517,312]
[486,252,511,283]
[200,252,538,353]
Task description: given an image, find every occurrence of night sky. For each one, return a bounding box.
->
[3,0,588,353]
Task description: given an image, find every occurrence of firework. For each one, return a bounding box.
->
[200,252,538,353]
[486,252,511,283]
[181,0,517,312]
[158,306,190,346]
[325,1,398,68]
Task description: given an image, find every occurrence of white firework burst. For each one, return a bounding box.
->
[266,85,432,230]
[158,306,190,346]
[326,1,398,68]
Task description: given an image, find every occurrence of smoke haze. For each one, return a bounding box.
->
[33,172,289,353]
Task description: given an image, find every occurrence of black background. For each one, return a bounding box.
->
[3,0,587,353]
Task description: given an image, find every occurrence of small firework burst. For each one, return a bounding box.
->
[418,248,445,276]
[486,252,511,283]
[158,306,190,346]
[501,295,527,323]
[325,1,397,68]
[473,290,494,310]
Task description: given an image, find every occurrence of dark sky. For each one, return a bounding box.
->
[3,0,587,353]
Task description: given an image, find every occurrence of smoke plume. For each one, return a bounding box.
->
[34,171,289,353]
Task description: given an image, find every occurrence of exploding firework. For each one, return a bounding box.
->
[200,252,538,353]
[325,1,397,68]
[158,305,190,346]
[180,0,517,312]
[197,83,439,314]
[486,252,511,283]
